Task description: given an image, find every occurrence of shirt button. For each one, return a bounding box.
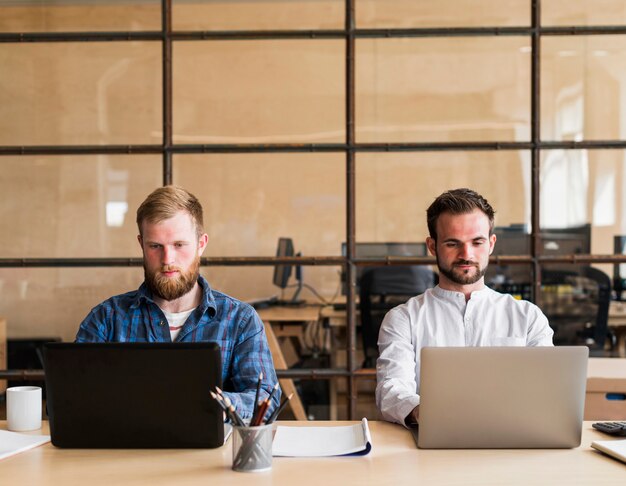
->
[160,320,165,326]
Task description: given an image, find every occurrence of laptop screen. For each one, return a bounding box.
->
[417,346,588,449]
[43,342,224,448]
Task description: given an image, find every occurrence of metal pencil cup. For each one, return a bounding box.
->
[232,424,273,472]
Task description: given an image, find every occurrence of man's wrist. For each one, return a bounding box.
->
[404,405,419,426]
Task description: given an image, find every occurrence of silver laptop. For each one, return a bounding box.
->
[417,346,589,449]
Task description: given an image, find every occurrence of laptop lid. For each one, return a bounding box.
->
[43,342,224,448]
[417,346,589,449]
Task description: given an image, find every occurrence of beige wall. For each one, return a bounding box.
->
[1,1,626,341]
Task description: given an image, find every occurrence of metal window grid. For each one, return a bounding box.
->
[2,0,626,418]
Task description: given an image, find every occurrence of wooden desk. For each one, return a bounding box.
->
[1,421,624,485]
[257,305,323,421]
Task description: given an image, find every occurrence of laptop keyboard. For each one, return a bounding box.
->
[592,422,626,436]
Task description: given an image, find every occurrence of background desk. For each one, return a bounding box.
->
[257,305,322,421]
[0,421,624,485]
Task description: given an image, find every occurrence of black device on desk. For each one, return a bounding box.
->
[43,342,225,448]
[592,422,626,436]
[272,237,305,306]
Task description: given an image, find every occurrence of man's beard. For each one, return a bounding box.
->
[144,257,200,301]
[436,256,487,286]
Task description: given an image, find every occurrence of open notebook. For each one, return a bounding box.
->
[591,440,626,465]
[272,418,372,457]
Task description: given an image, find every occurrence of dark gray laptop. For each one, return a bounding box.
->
[416,346,589,449]
[43,342,225,448]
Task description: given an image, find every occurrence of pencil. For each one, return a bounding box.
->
[252,399,270,426]
[267,393,293,424]
[252,372,263,420]
[211,390,236,424]
[223,395,245,427]
[266,382,280,406]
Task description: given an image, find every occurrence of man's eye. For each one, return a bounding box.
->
[149,244,160,249]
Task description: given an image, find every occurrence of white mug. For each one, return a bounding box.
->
[7,386,42,432]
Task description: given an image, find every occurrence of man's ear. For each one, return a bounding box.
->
[488,233,497,255]
[137,234,143,250]
[197,233,209,256]
[426,237,436,257]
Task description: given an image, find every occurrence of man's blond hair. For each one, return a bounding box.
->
[136,185,204,237]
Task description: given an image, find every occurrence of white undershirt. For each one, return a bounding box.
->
[162,308,195,341]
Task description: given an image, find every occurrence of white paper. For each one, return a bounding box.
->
[591,439,626,464]
[0,429,50,461]
[272,418,372,457]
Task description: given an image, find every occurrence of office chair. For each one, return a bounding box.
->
[359,266,436,368]
[541,267,612,355]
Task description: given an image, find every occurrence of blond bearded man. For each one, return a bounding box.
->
[76,186,280,420]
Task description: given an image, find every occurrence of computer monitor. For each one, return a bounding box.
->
[272,237,303,305]
[541,224,591,257]
[340,242,428,295]
[486,224,591,299]
[273,237,294,288]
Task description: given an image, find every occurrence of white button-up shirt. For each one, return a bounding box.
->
[375,285,554,425]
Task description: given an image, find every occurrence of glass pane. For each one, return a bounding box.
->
[356,37,531,143]
[542,36,626,142]
[0,42,162,146]
[0,267,145,342]
[356,151,531,242]
[539,149,626,260]
[0,155,162,258]
[173,153,346,257]
[173,40,345,144]
[544,0,626,26]
[173,0,343,31]
[0,0,161,32]
[356,0,529,28]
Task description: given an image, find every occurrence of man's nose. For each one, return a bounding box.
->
[458,243,473,260]
[161,246,175,265]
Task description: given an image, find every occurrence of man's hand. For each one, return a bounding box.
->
[405,405,419,426]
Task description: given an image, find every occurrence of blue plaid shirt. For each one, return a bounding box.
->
[75,275,280,420]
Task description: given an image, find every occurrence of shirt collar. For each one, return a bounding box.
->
[131,274,218,318]
[432,284,491,301]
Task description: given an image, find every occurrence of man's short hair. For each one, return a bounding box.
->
[136,185,204,238]
[426,188,495,240]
